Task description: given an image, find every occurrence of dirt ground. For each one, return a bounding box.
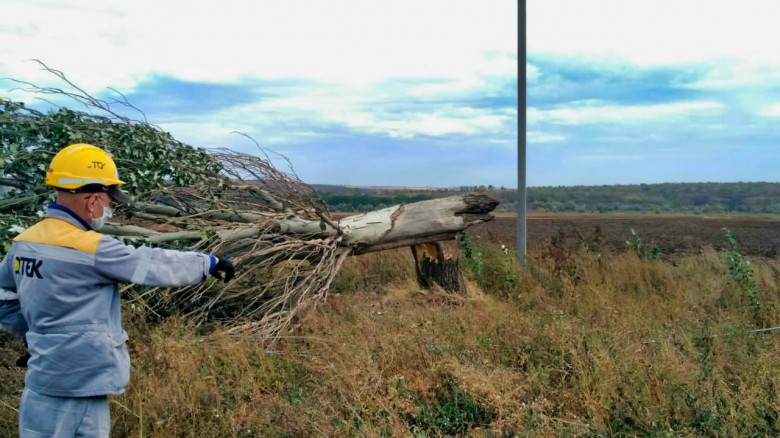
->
[469,213,780,257]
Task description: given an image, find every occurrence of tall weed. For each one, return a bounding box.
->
[723,228,762,325]
[459,233,521,299]
[626,228,661,261]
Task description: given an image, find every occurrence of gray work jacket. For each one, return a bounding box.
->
[0,204,215,397]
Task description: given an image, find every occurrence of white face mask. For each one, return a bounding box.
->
[91,205,113,230]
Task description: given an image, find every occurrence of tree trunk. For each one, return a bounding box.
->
[411,242,466,294]
[104,192,499,259]
[340,192,498,254]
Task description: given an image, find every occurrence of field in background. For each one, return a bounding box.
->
[1,214,779,436]
[333,211,780,257]
[472,212,780,257]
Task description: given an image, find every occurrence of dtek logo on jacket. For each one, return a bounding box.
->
[14,257,43,279]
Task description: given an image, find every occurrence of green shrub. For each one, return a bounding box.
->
[459,234,520,299]
[407,378,495,436]
[459,233,483,278]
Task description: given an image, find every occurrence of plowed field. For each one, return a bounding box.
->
[469,213,780,257]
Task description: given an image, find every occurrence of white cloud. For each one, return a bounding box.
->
[529,0,780,67]
[759,103,780,117]
[526,63,540,81]
[1,0,517,93]
[407,78,485,97]
[478,54,518,77]
[166,87,514,143]
[528,131,565,143]
[528,0,780,98]
[574,154,644,162]
[157,121,256,148]
[0,0,519,151]
[2,0,517,189]
[529,101,724,125]
[303,102,512,138]
[684,63,780,89]
[364,112,510,137]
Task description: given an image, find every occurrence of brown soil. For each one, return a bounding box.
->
[469,213,780,257]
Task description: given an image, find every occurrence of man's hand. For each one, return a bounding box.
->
[211,257,235,283]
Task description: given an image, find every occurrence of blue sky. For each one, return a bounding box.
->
[2,0,779,187]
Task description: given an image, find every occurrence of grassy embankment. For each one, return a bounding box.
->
[1,233,779,437]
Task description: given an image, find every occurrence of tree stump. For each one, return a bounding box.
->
[411,242,466,294]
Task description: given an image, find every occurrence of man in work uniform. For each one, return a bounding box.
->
[0,143,235,437]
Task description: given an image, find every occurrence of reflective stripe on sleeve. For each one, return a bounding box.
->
[0,288,17,300]
[130,247,152,284]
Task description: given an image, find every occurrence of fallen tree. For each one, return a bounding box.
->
[0,62,498,339]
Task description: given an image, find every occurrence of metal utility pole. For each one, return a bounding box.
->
[517,0,527,266]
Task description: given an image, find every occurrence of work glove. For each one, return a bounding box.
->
[15,351,30,368]
[211,256,235,283]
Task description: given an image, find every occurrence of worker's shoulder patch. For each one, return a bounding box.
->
[14,218,102,254]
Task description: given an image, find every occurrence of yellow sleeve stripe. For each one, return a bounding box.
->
[14,218,102,254]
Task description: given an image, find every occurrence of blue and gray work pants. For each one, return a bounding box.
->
[19,388,110,438]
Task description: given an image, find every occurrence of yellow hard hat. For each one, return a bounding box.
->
[46,143,131,204]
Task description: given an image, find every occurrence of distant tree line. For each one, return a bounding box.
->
[523,182,780,214]
[317,182,780,214]
[316,189,435,212]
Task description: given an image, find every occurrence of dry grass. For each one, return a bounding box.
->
[1,240,780,437]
